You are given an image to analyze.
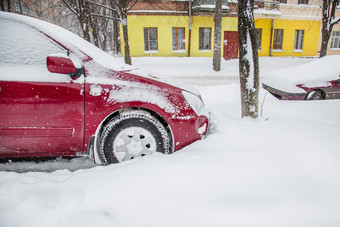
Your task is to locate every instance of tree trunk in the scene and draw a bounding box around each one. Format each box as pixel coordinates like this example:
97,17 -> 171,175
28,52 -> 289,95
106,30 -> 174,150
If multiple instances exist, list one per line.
1,0 -> 4,11
213,0 -> 222,71
320,30 -> 331,58
121,14 -> 132,65
113,19 -> 121,55
79,14 -> 91,42
72,0 -> 91,43
238,0 -> 259,118
320,0 -> 331,58
18,0 -> 23,14
6,0 -> 10,12
89,15 -> 100,47
319,0 -> 340,58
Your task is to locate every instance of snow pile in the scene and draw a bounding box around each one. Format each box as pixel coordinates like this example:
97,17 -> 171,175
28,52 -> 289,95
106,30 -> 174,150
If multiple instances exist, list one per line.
262,55 -> 340,93
131,57 -> 313,85
193,4 -> 230,10
254,9 -> 281,16
1,57 -> 340,227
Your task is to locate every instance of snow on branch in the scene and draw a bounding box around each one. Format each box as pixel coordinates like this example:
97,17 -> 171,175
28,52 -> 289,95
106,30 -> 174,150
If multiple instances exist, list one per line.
62,0 -> 80,17
87,0 -> 119,14
330,17 -> 340,25
90,13 -> 120,20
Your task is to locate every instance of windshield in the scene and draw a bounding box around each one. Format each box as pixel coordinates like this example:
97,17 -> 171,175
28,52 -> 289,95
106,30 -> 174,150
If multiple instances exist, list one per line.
0,12 -> 131,72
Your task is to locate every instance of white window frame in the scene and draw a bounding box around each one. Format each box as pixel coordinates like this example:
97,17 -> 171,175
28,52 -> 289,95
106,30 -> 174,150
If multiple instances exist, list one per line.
330,31 -> 340,50
256,28 -> 262,52
144,27 -> 158,53
273,29 -> 284,51
199,27 -> 211,51
294,29 -> 304,52
172,27 -> 186,52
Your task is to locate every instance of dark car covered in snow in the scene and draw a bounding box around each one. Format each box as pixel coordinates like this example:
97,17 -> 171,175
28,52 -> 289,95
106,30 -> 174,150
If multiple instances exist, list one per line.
0,12 -> 209,164
262,55 -> 340,100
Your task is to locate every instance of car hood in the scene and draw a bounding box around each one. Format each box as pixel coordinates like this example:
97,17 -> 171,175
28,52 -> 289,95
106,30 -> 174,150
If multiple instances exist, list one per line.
262,55 -> 340,93
84,61 -> 201,98
126,68 -> 201,97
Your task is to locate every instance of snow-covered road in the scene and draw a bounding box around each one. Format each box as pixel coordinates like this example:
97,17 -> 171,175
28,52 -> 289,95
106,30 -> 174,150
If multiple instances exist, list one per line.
1,57 -> 339,227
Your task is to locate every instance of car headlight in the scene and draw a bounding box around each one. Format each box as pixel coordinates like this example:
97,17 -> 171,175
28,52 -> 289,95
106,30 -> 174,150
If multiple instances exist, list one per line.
182,91 -> 209,117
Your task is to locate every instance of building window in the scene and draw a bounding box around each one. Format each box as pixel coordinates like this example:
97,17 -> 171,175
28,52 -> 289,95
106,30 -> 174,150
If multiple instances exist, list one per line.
199,27 -> 211,50
273,29 -> 284,50
298,0 -> 308,4
172,27 -> 185,51
256,28 -> 262,51
294,30 -> 304,51
330,31 -> 340,49
144,27 -> 158,52
277,0 -> 287,3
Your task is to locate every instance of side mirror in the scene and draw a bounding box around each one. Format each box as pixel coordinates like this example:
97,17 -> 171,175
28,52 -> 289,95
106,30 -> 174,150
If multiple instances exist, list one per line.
46,54 -> 83,79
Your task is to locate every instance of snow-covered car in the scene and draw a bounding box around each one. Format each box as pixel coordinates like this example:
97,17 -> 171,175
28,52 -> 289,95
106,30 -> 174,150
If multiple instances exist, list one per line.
262,55 -> 340,100
0,12 -> 209,164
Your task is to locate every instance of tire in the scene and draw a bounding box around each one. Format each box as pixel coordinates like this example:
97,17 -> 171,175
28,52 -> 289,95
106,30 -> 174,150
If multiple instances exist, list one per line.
99,111 -> 171,165
305,90 -> 325,100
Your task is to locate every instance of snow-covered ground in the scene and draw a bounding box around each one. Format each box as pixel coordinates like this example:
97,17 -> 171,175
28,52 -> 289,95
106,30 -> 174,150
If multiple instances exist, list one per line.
1,57 -> 340,227
132,56 -> 313,85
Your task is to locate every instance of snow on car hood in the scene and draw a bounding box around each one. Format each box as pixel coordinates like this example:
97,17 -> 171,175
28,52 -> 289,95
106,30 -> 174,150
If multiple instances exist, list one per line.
88,79 -> 180,114
84,65 -> 199,115
128,68 -> 201,97
262,55 -> 340,93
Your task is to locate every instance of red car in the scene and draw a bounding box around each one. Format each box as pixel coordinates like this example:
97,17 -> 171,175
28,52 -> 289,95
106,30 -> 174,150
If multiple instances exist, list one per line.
262,55 -> 340,100
0,12 -> 209,164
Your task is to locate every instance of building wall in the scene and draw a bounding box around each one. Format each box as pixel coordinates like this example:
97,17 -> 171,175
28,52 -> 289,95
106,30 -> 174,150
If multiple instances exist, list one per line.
122,14 -> 238,57
255,19 -> 321,57
124,15 -> 190,57
2,0 -> 338,57
190,16 -> 238,57
276,0 -> 340,56
122,14 -> 321,58
190,16 -> 214,57
254,19 -> 272,57
273,19 -> 320,57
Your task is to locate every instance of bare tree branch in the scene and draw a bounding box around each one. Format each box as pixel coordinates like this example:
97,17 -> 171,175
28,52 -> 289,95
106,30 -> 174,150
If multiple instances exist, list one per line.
127,0 -> 139,11
87,0 -> 119,13
62,0 -> 80,17
90,13 -> 120,20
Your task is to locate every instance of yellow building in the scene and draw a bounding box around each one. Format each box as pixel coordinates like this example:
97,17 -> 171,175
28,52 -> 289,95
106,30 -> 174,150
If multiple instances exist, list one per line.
255,19 -> 320,57
121,0 -> 329,59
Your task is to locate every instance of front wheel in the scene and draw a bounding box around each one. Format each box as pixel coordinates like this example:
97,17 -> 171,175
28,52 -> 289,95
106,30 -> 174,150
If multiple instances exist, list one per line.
99,111 -> 172,165
305,90 -> 325,100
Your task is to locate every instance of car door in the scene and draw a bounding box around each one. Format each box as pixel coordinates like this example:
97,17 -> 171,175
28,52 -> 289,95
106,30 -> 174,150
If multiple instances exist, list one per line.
0,18 -> 84,157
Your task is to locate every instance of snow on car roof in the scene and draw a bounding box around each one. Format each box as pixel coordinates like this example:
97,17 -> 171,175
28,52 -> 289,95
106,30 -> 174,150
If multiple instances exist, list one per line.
262,55 -> 340,93
0,12 -> 201,97
0,11 -> 131,72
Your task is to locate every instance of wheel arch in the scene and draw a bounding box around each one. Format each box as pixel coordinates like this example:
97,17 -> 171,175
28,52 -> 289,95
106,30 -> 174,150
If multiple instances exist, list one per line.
305,89 -> 326,100
91,106 -> 174,164
99,107 -> 172,137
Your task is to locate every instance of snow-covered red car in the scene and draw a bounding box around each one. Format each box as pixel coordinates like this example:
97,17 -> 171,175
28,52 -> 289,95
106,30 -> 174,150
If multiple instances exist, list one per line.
0,12 -> 209,164
262,55 -> 340,100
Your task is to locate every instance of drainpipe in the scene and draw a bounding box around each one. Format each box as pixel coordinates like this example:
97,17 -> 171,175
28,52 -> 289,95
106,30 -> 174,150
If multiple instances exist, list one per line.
188,0 -> 192,57
269,19 -> 274,57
